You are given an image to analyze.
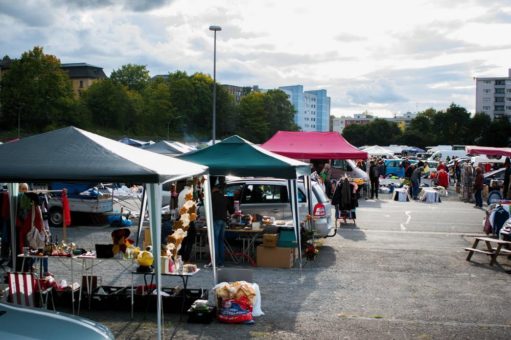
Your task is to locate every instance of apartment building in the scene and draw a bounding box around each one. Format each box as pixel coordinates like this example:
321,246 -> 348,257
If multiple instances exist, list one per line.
0,58 -> 106,97
474,68 -> 511,120
332,112 -> 417,133
61,63 -> 107,96
279,85 -> 331,132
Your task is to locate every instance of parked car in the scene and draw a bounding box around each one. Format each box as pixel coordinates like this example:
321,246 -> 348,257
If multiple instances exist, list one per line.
428,150 -> 467,162
224,178 -> 334,238
329,159 -> 369,182
0,302 -> 114,339
483,168 -> 506,187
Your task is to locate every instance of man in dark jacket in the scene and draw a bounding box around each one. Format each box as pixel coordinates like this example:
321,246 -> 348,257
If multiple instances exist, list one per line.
207,182 -> 234,268
369,160 -> 380,199
503,158 -> 511,199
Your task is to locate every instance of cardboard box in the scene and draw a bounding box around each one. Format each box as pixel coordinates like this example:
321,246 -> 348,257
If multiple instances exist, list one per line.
256,245 -> 294,268
262,233 -> 278,247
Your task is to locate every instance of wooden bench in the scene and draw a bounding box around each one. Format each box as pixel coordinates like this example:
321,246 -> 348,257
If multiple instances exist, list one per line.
465,237 -> 511,266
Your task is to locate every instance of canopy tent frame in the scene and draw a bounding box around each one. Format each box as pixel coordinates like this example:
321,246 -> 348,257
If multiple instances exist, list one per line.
0,126 -> 211,340
178,135 -> 311,273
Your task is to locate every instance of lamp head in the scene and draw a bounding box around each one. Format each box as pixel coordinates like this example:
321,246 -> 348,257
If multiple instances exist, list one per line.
209,25 -> 222,31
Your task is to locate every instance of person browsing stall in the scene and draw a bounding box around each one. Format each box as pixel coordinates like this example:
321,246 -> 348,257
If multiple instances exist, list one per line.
205,182 -> 234,268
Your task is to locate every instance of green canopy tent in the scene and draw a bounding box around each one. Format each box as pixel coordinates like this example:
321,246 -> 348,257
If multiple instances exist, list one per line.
178,135 -> 311,270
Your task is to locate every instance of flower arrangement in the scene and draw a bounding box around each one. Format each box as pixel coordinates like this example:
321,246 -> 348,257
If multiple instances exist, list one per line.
165,185 -> 198,260
304,242 -> 319,260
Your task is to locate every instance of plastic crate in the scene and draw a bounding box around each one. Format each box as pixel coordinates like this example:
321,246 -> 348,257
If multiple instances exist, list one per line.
91,286 -> 131,311
187,306 -> 216,324
277,229 -> 297,248
135,288 -> 208,313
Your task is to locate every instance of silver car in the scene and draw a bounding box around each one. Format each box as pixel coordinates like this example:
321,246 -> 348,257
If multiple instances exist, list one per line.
224,178 -> 334,237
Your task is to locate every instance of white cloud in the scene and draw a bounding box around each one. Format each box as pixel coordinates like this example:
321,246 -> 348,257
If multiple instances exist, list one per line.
1,0 -> 510,117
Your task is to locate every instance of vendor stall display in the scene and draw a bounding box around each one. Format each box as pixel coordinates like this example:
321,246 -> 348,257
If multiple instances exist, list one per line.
331,177 -> 359,224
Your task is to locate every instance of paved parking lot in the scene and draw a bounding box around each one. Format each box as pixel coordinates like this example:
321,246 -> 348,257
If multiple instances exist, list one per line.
24,190 -> 511,339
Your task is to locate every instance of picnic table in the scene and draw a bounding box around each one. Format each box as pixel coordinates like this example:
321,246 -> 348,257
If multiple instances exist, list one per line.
465,237 -> 511,266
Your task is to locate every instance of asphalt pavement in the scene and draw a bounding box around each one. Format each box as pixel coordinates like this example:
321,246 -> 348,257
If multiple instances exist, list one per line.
38,188 -> 511,339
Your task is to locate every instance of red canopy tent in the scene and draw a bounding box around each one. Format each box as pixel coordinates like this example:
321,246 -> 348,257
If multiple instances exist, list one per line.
465,145 -> 511,158
261,131 -> 368,159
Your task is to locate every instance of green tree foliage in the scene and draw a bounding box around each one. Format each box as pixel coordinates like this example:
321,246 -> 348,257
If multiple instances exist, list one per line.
479,117 -> 511,146
342,124 -> 367,146
431,103 -> 470,145
80,79 -> 137,133
467,112 -> 491,144
366,118 -> 401,145
237,92 -> 269,143
110,64 -> 150,92
264,89 -> 299,133
140,77 -> 176,138
0,47 -> 75,133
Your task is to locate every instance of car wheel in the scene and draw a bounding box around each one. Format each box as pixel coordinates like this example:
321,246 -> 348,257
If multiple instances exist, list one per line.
49,207 -> 63,227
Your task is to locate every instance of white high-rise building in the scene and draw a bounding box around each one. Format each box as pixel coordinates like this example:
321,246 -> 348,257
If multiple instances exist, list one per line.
474,68 -> 511,120
279,85 -> 330,132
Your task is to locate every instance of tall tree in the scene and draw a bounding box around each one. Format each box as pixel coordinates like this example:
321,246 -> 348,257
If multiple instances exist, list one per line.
264,89 -> 299,133
110,64 -> 150,92
0,47 -> 75,133
80,79 -> 137,133
432,103 -> 470,145
479,117 -> 511,146
237,92 -> 269,143
141,77 -> 177,138
366,118 -> 401,145
342,124 -> 367,147
467,112 -> 491,145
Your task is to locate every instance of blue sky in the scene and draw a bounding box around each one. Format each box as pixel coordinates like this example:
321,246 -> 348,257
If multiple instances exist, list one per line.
1,0 -> 511,117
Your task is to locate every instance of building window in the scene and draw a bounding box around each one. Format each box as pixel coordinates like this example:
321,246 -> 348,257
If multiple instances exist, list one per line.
495,97 -> 505,102
483,106 -> 491,110
506,106 -> 511,110
495,105 -> 504,111
79,80 -> 84,88
484,89 -> 491,93
496,80 -> 505,85
483,97 -> 491,102
484,80 -> 491,84
507,89 -> 511,93
506,97 -> 511,101
496,88 -> 505,94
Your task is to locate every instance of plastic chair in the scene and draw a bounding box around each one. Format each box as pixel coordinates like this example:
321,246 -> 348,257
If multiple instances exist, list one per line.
8,272 -> 55,310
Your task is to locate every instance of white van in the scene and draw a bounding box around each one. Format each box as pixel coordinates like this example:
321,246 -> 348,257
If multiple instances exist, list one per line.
428,150 -> 467,162
329,159 -> 369,182
471,155 -> 506,167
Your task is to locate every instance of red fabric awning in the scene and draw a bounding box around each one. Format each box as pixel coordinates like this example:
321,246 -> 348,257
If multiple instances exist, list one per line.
465,145 -> 511,158
261,131 -> 368,160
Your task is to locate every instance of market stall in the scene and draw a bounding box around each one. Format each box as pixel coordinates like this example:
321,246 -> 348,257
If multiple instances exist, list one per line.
0,126 -> 210,340
362,145 -> 395,159
262,131 -> 369,221
261,131 -> 368,160
178,135 -> 311,269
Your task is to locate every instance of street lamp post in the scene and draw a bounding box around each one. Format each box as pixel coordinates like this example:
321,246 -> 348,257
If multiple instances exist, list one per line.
209,25 -> 221,145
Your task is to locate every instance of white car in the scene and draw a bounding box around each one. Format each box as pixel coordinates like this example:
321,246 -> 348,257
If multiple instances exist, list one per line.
224,178 -> 335,238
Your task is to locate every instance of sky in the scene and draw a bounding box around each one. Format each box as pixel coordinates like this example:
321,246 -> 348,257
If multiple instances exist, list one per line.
1,0 -> 511,118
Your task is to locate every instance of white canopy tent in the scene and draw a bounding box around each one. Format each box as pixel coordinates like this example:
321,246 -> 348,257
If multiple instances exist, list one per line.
362,145 -> 396,158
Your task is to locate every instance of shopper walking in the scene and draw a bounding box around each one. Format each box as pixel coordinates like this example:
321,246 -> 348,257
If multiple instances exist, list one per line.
503,158 -> 511,199
473,167 -> 484,208
369,160 -> 380,199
